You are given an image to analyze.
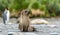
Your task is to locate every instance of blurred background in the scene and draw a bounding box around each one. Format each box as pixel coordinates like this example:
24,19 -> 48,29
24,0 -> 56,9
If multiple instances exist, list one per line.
0,0 -> 60,18
0,0 -> 60,35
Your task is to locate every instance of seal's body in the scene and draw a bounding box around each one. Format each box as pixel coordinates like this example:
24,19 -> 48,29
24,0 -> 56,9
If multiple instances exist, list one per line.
18,10 -> 30,32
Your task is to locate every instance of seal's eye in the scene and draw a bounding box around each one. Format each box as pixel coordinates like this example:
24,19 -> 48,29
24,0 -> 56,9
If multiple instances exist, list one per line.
24,11 -> 28,14
25,11 -> 28,13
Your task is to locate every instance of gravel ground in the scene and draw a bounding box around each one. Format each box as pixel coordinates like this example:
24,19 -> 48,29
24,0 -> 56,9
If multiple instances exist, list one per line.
0,17 -> 60,35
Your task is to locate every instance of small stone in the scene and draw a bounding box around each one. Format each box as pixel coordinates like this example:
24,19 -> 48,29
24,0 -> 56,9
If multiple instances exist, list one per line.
50,32 -> 59,35
28,26 -> 36,32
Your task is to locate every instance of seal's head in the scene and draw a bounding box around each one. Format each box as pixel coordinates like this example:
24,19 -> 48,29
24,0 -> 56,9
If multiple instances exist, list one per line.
22,9 -> 30,15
